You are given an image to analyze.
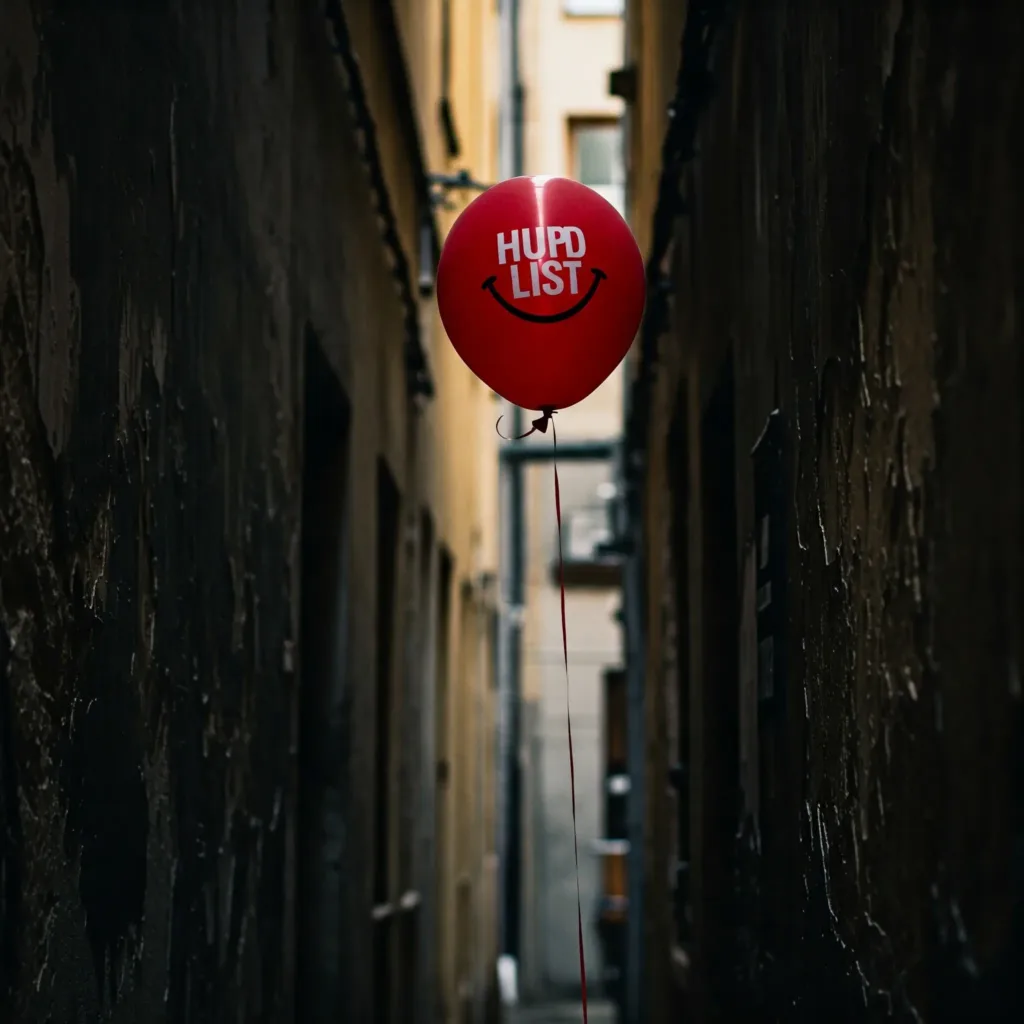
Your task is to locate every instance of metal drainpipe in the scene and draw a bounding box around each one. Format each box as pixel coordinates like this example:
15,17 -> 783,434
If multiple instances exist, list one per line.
474,568 -> 489,1024
498,0 -> 526,973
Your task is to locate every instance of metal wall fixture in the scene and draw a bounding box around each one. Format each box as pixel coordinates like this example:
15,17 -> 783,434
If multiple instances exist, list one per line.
429,169 -> 493,209
418,172 -> 494,295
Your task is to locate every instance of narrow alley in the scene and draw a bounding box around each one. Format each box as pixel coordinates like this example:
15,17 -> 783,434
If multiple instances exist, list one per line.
1,2 -> 1021,1024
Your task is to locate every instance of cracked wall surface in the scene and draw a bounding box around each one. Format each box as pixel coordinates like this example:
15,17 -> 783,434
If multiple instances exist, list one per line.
0,1 -> 423,1020
638,2 -> 1022,1020
0,4 -> 300,1019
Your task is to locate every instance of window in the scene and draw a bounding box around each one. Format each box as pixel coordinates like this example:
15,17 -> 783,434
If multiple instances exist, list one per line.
297,328 -> 352,1019
565,505 -> 614,563
564,0 -> 624,16
570,120 -> 625,215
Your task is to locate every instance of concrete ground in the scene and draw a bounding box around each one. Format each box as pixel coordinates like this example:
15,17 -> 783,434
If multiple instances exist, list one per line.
507,1000 -> 618,1023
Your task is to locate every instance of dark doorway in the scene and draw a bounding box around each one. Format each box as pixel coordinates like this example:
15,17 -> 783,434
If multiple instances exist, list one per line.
434,549 -> 454,1021
696,352 -> 739,1019
597,668 -> 629,1013
668,389 -> 692,950
399,511 -> 434,1022
297,329 -> 351,1023
374,461 -> 402,1023
604,668 -> 628,835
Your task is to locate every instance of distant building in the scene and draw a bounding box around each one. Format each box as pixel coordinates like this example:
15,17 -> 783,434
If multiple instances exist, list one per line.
509,0 -> 628,1005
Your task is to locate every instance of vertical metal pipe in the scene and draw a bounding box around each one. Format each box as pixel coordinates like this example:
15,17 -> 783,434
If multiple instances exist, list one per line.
510,0 -> 524,184
494,0 -> 512,963
505,0 -> 525,963
497,0 -> 526,969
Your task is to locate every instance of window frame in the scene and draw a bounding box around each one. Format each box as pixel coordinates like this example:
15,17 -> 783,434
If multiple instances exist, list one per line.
567,116 -> 626,214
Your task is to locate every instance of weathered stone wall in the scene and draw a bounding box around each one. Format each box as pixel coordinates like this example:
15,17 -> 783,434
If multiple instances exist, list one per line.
639,1 -> 1022,1020
0,1 -> 419,1020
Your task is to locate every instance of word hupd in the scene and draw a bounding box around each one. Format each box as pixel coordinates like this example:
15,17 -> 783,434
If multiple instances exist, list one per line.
496,226 -> 587,299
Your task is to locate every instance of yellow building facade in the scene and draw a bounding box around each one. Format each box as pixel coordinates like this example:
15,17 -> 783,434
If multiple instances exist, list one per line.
392,2 -> 503,1021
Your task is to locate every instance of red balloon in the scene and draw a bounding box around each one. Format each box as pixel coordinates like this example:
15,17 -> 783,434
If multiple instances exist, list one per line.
436,176 -> 646,412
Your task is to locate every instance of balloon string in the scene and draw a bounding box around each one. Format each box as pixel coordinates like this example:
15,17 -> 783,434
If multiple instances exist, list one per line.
495,406 -> 556,440
551,419 -> 589,1024
498,407 -> 587,1019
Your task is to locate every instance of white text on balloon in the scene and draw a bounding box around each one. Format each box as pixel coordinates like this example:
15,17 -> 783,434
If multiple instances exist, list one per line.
495,227 -> 587,299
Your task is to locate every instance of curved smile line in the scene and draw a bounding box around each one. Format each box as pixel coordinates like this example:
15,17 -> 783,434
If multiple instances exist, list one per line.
481,268 -> 606,323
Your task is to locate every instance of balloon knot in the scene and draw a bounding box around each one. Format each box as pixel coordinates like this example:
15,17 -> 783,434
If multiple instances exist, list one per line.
496,406 -> 557,441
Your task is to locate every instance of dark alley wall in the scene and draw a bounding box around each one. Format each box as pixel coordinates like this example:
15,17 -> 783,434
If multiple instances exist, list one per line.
0,1 -> 424,1020
629,1 -> 1023,1021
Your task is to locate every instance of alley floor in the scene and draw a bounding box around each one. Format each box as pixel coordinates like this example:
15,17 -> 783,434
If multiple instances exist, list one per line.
507,1001 -> 618,1023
